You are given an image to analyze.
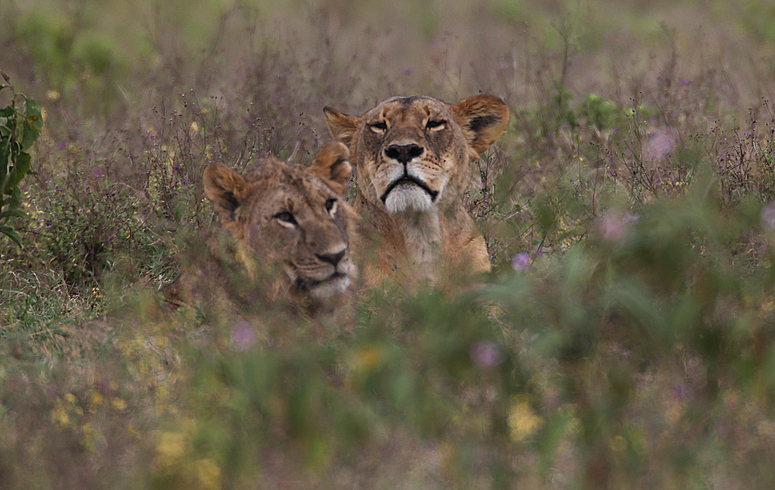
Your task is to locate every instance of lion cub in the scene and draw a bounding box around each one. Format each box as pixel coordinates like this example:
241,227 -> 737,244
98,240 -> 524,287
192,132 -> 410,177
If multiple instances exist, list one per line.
324,95 -> 509,286
161,142 -> 357,312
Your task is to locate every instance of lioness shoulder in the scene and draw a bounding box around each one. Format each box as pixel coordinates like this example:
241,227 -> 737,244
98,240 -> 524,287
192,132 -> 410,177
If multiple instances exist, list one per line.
323,94 -> 509,286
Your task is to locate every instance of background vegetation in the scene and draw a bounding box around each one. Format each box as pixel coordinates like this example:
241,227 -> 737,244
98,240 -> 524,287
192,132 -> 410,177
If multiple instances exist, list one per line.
3,0 -> 775,488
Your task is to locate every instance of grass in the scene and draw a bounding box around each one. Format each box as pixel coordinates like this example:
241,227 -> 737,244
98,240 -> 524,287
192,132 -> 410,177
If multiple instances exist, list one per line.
3,0 -> 775,488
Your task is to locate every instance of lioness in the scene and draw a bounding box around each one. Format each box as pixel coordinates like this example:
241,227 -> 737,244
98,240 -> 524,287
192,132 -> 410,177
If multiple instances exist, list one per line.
161,142 -> 357,311
324,95 -> 509,285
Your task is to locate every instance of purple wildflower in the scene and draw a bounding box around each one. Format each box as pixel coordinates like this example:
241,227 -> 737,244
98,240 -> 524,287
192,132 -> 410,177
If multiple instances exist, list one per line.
471,341 -> 504,369
231,322 -> 257,352
511,253 -> 532,272
761,202 -> 775,231
599,211 -> 638,244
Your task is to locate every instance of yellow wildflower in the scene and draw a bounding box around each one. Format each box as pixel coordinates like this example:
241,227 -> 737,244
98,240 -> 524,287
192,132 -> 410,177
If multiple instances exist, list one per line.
507,399 -> 543,442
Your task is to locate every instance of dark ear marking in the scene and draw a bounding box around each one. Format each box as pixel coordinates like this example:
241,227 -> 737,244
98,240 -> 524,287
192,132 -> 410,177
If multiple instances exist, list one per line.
220,192 -> 240,220
468,114 -> 499,133
203,162 -> 247,224
451,95 -> 510,155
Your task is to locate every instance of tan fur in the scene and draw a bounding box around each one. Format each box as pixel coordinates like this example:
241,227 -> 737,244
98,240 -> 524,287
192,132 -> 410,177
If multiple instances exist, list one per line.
161,142 -> 357,310
324,95 -> 509,286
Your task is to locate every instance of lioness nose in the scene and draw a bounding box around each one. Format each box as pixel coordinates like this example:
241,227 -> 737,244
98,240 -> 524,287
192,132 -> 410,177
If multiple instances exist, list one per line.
316,250 -> 346,267
385,143 -> 423,164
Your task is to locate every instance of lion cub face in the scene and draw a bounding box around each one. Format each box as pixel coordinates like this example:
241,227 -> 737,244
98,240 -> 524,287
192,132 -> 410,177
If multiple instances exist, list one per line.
203,142 -> 356,300
324,95 -> 509,216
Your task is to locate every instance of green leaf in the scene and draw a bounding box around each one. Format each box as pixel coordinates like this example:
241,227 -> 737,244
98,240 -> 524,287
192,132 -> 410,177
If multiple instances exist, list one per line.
0,122 -> 10,139
2,187 -> 21,207
22,98 -> 43,150
0,225 -> 22,248
1,191 -> 21,206
0,208 -> 27,220
0,148 -> 9,180
6,152 -> 31,190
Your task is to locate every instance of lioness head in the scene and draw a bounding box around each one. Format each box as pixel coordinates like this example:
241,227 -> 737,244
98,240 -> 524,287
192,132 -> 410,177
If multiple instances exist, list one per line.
323,95 -> 508,284
324,95 -> 508,215
202,142 -> 356,300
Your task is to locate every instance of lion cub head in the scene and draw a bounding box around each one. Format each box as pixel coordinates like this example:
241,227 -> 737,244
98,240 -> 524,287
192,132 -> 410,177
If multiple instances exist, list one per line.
323,95 -> 509,285
203,142 -> 356,300
162,142 -> 357,309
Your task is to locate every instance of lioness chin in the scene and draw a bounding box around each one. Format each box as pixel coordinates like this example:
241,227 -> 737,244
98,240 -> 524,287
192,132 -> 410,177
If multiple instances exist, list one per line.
324,94 -> 509,287
161,142 -> 357,312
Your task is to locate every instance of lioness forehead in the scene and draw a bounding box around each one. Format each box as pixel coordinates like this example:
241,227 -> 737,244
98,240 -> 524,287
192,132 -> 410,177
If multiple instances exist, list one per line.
368,96 -> 448,119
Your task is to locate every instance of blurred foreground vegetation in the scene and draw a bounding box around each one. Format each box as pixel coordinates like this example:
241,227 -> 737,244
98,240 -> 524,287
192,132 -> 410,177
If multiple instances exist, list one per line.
3,0 -> 775,488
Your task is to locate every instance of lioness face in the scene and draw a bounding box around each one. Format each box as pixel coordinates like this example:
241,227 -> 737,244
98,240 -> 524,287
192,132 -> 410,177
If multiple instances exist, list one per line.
203,142 -> 356,299
324,95 -> 509,215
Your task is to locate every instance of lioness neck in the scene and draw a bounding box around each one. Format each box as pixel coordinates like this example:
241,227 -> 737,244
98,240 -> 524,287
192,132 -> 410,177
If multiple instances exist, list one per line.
395,208 -> 442,282
355,192 -> 487,286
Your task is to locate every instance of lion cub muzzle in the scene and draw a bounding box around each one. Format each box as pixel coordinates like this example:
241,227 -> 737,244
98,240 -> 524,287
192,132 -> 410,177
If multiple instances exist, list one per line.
380,141 -> 440,214
315,247 -> 346,267
301,257 -> 353,299
295,227 -> 353,299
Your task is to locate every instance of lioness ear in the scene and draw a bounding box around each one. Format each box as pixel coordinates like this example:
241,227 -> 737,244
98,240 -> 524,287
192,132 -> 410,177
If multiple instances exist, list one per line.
451,95 -> 510,155
203,163 -> 247,223
324,107 -> 361,148
311,141 -> 352,195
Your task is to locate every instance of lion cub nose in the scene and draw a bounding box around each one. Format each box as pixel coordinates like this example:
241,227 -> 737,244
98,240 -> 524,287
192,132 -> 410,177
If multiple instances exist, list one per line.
316,249 -> 346,267
385,143 -> 424,164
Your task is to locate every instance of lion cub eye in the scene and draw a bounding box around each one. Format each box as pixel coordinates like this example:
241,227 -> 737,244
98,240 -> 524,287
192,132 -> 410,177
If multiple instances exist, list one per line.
325,199 -> 338,217
274,211 -> 297,228
426,119 -> 446,131
369,122 -> 388,134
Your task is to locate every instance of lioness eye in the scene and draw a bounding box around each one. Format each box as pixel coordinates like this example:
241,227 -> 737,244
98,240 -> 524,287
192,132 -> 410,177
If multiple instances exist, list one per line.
325,199 -> 338,216
274,211 -> 297,227
426,119 -> 446,131
369,122 -> 387,134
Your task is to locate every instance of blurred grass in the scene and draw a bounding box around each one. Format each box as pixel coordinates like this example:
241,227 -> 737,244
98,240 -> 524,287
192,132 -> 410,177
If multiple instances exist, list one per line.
3,0 -> 775,488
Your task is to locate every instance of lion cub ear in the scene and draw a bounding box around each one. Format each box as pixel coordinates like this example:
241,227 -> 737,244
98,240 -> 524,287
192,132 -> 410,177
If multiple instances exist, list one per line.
323,107 -> 361,149
451,95 -> 510,155
310,141 -> 352,195
203,163 -> 247,223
